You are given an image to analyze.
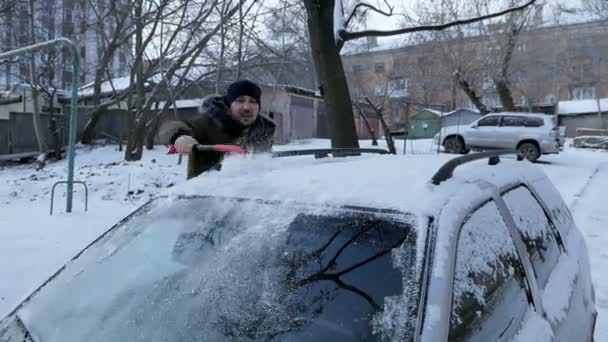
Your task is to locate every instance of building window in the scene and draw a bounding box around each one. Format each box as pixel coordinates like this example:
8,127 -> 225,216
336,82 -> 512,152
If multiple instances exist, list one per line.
374,63 -> 385,74
353,65 -> 362,74
352,86 -> 364,98
388,79 -> 408,98
545,94 -> 557,104
571,85 -> 595,100
374,83 -> 386,96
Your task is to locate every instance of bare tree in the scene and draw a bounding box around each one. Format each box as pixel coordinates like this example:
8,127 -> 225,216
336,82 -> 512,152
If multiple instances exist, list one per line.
28,0 -> 47,154
124,0 -> 250,161
0,0 -> 15,14
413,0 -> 537,114
301,0 -> 538,148
80,0 -> 134,144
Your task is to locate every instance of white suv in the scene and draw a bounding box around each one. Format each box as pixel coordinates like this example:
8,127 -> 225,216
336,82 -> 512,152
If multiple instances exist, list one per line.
436,112 -> 562,161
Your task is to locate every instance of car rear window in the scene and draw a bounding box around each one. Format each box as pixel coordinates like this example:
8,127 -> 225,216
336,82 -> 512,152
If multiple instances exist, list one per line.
16,196 -> 420,342
501,116 -> 544,127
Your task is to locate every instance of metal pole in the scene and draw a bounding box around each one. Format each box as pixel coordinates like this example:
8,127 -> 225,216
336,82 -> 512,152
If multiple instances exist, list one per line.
0,38 -> 80,212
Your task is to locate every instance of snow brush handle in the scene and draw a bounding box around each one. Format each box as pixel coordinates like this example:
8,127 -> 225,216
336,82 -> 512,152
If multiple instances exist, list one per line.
167,144 -> 248,155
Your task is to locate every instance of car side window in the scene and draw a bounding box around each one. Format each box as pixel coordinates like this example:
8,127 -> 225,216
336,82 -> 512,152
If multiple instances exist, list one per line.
501,116 -> 544,127
476,116 -> 500,127
449,200 -> 530,342
502,186 -> 561,288
523,117 -> 544,127
501,116 -> 526,127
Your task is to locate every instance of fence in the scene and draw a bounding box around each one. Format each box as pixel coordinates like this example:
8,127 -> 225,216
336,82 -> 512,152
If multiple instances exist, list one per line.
0,108 -> 132,155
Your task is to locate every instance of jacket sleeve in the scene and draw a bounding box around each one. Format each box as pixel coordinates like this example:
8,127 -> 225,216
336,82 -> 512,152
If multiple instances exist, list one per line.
157,96 -> 242,146
157,120 -> 193,145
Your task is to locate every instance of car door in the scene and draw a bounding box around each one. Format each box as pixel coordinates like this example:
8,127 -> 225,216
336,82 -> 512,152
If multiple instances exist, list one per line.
504,184 -> 596,342
466,116 -> 501,148
496,116 -> 527,149
448,199 -> 533,342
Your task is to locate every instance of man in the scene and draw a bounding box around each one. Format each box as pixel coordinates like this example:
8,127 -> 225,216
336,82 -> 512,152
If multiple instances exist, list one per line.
160,79 -> 275,177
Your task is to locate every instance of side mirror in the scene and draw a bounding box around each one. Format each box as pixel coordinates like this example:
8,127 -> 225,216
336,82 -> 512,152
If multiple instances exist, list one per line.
471,123 -> 478,129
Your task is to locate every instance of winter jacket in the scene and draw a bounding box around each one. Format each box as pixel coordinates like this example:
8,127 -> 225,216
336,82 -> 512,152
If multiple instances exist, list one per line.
158,95 -> 276,178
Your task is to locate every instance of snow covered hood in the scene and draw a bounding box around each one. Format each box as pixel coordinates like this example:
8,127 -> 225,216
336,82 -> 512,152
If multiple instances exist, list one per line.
167,153 -> 545,217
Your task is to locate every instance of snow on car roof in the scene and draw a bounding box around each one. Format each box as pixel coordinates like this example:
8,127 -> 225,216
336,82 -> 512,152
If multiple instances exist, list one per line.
168,153 -> 545,217
487,112 -> 552,119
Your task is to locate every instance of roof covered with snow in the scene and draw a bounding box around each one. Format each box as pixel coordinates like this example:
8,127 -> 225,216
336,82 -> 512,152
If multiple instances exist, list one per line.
168,153 -> 545,217
78,76 -> 137,97
442,108 -> 481,117
157,98 -> 203,110
557,98 -> 608,115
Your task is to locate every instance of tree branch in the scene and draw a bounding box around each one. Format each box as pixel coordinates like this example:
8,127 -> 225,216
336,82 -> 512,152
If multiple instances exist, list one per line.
341,0 -> 537,42
345,1 -> 394,28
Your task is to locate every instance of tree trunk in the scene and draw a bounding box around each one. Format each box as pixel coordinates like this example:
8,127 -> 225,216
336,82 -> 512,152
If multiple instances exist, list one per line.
364,97 -> 396,154
303,0 -> 359,148
125,0 -> 146,161
28,0 -> 47,153
47,96 -> 62,160
236,3 -> 244,79
81,65 -> 107,143
358,111 -> 378,145
494,77 -> 516,111
454,71 -> 491,114
125,113 -> 147,160
215,2 -> 227,93
492,24 -> 519,112
145,114 -> 160,150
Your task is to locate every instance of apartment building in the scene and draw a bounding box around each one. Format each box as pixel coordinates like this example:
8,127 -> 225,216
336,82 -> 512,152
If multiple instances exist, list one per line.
0,0 -> 132,91
342,19 -> 608,128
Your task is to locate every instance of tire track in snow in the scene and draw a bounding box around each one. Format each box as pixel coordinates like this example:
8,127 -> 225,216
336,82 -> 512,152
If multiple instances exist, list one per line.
569,162 -> 608,342
569,164 -> 602,210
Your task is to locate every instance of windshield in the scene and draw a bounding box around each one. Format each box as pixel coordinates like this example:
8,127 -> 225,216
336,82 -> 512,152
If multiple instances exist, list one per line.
13,196 -> 420,342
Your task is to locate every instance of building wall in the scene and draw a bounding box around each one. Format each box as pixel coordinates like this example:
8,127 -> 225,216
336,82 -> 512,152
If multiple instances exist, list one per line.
342,20 -> 608,130
0,102 -> 25,120
559,114 -> 608,137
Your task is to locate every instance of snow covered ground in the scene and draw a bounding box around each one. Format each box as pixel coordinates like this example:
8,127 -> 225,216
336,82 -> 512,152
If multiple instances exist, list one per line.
1,139 -> 608,340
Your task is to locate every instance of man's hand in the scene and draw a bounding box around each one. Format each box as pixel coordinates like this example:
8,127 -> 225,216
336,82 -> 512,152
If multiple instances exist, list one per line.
174,135 -> 199,154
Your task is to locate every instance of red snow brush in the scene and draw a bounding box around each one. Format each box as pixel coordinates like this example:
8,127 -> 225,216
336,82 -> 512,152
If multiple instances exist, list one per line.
167,144 -> 248,155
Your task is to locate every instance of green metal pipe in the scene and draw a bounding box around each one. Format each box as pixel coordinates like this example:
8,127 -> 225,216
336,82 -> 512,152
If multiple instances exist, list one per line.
0,38 -> 80,212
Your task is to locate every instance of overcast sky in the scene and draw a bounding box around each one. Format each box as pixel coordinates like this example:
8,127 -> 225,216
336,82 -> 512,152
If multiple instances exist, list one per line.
362,0 -> 587,31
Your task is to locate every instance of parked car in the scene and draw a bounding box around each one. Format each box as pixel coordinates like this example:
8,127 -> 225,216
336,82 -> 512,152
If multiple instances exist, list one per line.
0,149 -> 596,342
435,113 -> 563,161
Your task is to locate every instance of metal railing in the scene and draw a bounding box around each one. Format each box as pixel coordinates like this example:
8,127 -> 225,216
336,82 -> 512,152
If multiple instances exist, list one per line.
0,38 -> 82,213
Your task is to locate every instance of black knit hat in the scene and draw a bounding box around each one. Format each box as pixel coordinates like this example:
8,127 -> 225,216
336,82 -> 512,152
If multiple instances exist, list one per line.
226,79 -> 261,107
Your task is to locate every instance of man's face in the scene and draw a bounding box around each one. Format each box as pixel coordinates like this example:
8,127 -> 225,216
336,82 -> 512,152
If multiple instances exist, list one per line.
230,95 -> 259,126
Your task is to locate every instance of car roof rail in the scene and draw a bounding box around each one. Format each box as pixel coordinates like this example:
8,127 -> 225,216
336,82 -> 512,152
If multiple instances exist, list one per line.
431,149 -> 522,185
272,148 -> 390,159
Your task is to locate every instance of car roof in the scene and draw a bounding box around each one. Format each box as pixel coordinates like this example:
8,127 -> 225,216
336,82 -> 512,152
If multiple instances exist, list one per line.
168,153 -> 547,217
487,112 -> 552,119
